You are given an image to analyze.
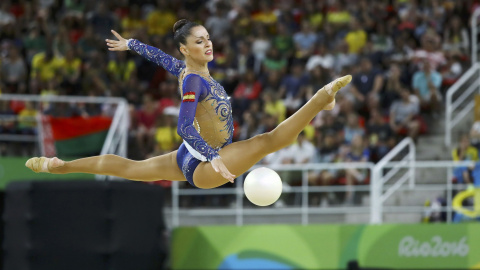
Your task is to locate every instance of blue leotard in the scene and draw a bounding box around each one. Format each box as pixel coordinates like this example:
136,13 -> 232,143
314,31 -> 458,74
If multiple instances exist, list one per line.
127,39 -> 234,186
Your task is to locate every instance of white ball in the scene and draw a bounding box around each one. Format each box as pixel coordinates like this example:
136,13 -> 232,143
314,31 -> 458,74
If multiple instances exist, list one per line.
244,167 -> 282,206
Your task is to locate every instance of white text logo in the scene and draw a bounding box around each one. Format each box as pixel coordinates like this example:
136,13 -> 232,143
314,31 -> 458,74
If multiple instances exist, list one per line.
398,236 -> 469,257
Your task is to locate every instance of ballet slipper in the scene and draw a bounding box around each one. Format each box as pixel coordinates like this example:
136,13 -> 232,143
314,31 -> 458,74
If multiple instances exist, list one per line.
320,75 -> 352,110
25,157 -> 65,173
322,75 -> 352,96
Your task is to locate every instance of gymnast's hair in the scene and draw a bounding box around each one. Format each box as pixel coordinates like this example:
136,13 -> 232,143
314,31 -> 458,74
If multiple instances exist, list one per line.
173,19 -> 200,54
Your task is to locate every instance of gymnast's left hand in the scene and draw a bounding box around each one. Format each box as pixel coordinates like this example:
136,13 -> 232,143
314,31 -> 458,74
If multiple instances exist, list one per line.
211,157 -> 235,183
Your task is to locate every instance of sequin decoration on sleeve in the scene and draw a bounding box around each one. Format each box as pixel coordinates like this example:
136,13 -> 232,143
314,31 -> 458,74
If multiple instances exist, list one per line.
128,39 -> 185,77
177,74 -> 220,161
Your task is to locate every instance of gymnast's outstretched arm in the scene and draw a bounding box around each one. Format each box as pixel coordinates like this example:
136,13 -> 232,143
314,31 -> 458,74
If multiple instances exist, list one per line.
106,30 -> 185,77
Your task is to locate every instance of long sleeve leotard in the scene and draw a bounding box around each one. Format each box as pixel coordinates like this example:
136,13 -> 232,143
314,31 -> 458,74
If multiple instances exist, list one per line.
128,39 -> 233,161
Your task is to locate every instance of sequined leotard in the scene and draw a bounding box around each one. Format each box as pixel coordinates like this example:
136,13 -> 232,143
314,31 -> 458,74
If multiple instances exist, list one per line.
127,39 -> 233,186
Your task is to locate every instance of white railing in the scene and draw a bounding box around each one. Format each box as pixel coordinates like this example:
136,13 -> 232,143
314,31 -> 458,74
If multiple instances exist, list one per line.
171,162 -> 375,227
444,63 -> 480,147
445,7 -> 480,147
0,94 -> 129,180
370,137 -> 415,223
471,7 -> 480,64
168,159 -> 470,227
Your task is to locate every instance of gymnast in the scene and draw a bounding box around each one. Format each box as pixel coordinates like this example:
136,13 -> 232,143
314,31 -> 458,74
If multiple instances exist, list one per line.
26,19 -> 351,189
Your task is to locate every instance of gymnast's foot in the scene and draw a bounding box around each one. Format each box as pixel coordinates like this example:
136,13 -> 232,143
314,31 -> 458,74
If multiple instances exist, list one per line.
320,75 -> 352,110
25,157 -> 65,173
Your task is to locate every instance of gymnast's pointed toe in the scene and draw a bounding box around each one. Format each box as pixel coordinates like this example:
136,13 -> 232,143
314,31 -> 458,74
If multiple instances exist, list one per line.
25,157 -> 46,173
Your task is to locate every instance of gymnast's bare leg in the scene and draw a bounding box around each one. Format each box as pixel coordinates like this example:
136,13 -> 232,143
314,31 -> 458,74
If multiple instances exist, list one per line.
26,75 -> 350,187
26,151 -> 186,182
192,75 -> 351,188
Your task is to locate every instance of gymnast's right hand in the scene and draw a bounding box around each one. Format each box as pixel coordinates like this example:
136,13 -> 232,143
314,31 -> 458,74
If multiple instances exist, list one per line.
211,157 -> 235,183
106,30 -> 128,51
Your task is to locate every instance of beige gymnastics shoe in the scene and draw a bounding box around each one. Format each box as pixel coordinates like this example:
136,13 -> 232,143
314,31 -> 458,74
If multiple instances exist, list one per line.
25,157 -> 65,173
321,75 -> 352,110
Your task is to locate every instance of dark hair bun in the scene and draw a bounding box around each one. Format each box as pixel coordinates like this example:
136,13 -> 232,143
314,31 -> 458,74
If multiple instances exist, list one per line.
173,19 -> 189,33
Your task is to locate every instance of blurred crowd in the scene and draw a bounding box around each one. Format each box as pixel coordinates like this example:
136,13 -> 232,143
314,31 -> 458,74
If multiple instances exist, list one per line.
0,0 -> 476,206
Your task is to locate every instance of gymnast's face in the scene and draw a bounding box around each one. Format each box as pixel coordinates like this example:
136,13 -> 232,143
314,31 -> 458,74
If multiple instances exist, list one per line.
180,26 -> 214,63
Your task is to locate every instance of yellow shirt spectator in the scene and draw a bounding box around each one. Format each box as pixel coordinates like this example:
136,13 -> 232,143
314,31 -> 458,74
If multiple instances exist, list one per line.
155,126 -> 181,152
18,107 -> 37,128
31,52 -> 65,82
121,16 -> 146,37
107,60 -> 136,82
147,10 -> 176,36
327,11 -> 351,25
309,13 -> 324,30
264,100 -> 286,124
452,146 -> 479,161
63,58 -> 81,78
345,30 -> 367,54
252,11 -> 277,25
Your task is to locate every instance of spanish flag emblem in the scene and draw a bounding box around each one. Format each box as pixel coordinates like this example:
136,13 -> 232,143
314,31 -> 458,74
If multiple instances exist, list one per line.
183,91 -> 195,102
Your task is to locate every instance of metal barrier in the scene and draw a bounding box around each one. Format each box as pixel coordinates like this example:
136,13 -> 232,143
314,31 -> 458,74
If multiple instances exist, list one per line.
445,7 -> 480,147
171,162 -> 375,227
0,94 -> 129,180
371,137 -> 415,223
444,63 -> 480,147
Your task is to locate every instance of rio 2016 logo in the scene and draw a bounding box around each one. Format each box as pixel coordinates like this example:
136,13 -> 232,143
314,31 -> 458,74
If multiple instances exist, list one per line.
398,236 -> 469,257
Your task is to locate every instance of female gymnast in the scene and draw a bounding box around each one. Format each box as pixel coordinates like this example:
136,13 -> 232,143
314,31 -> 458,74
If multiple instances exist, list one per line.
25,19 -> 351,189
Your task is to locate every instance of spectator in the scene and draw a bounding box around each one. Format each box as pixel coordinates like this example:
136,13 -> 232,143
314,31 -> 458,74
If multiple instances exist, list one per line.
262,90 -> 286,124
152,113 -> 181,156
370,22 -> 393,53
77,25 -> 102,62
238,111 -> 261,141
344,134 -> 370,205
0,100 -> 15,134
120,4 -> 146,38
381,63 -> 404,110
262,47 -> 287,74
87,2 -> 118,39
412,59 -> 442,113
146,0 -> 177,37
0,2 -> 15,27
343,112 -> 365,145
332,40 -> 357,74
350,57 -> 384,113
1,46 -> 27,93
17,101 -> 37,135
107,51 -> 137,83
30,49 -> 65,93
252,0 -> 277,32
279,61 -> 309,112
411,31 -> 446,71
293,20 -> 318,59
442,15 -> 469,58
452,134 -> 479,185
367,109 -> 394,162
273,23 -> 295,59
344,17 -> 367,54
232,70 -> 262,115
60,48 -> 82,95
389,87 -> 421,141
305,66 -> 331,100
282,131 -> 316,165
306,43 -> 335,72
205,3 -> 231,42
250,24 -> 271,73
470,120 -> 480,150
135,94 -> 160,158
23,25 -> 48,64
232,40 -> 255,77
